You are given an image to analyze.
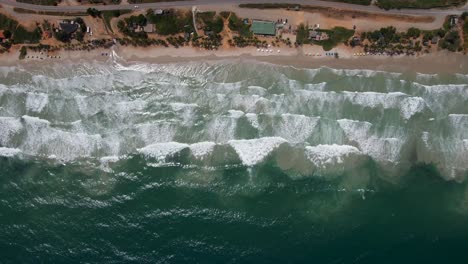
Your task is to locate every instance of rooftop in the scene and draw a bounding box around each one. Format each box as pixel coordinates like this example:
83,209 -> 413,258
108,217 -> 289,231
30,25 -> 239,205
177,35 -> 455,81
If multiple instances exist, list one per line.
59,22 -> 79,34
251,20 -> 276,36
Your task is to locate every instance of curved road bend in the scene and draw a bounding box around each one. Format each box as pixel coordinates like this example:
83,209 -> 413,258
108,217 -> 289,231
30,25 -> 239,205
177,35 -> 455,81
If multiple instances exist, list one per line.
0,0 -> 467,15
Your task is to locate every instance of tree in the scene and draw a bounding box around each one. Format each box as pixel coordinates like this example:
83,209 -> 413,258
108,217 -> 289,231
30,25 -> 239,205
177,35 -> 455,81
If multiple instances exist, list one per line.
87,8 -> 101,18
19,46 -> 27,60
461,12 -> 468,21
3,30 -> 12,39
406,27 -> 421,39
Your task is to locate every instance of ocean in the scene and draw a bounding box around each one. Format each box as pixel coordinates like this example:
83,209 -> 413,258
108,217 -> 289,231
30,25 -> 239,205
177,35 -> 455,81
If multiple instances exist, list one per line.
0,60 -> 467,263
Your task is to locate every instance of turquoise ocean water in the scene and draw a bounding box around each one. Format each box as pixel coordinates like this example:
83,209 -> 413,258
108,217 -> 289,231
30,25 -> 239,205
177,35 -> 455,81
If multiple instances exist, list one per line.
0,60 -> 467,263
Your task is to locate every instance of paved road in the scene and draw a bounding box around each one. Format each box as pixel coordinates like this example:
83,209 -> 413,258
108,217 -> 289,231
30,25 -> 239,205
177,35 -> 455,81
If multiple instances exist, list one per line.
0,0 -> 467,15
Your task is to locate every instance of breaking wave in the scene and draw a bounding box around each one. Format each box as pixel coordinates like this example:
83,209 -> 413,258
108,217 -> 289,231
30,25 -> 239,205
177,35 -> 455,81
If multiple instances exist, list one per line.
0,61 -> 467,181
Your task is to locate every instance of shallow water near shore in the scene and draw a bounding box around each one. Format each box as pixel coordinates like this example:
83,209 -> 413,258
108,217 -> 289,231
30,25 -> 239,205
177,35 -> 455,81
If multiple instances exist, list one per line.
0,60 -> 467,262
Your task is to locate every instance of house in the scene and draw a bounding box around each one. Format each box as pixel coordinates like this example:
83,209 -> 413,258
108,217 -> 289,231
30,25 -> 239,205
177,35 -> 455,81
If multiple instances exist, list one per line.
309,30 -> 318,39
351,36 -> 361,46
59,22 -> 79,35
154,9 -> 163,15
143,24 -> 154,33
251,20 -> 276,36
0,31 -> 4,42
450,16 -> 459,27
431,36 -> 439,45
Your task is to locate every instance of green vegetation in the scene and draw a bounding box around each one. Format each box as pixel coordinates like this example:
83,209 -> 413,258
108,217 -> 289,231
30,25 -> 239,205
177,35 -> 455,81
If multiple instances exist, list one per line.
0,14 -> 41,44
325,0 -> 371,4
228,13 -> 252,37
239,0 -> 371,9
296,24 -> 354,51
13,8 -> 87,16
128,0 -> 189,3
117,14 -> 148,39
102,10 -> 131,33
439,30 -> 462,51
17,0 -> 61,6
406,27 -> 421,39
197,12 -> 224,34
87,8 -> 102,18
86,0 -> 121,4
219,11 -> 230,19
314,27 -> 355,51
146,9 -> 194,35
12,25 -> 42,44
239,3 -> 302,9
0,14 -> 19,33
463,20 -> 468,51
361,26 -> 425,54
377,0 -> 467,10
19,46 -> 27,60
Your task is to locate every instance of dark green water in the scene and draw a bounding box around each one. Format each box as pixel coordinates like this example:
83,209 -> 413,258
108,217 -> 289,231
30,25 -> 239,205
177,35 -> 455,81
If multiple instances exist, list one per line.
1,157 -> 468,263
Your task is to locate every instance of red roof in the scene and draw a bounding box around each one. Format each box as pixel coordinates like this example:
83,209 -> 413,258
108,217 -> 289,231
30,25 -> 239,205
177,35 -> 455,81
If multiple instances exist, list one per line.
0,30 -> 4,39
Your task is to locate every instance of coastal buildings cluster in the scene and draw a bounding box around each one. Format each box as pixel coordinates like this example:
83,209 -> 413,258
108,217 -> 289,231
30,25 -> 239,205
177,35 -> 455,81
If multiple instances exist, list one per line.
0,3 -> 467,60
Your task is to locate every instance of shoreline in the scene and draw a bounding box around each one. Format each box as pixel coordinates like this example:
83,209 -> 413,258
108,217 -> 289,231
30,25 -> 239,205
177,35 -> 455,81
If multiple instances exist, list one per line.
1,46 -> 467,74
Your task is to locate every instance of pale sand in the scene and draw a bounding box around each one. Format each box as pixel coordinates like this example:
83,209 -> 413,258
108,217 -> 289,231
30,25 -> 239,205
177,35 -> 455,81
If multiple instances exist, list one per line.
1,45 -> 467,74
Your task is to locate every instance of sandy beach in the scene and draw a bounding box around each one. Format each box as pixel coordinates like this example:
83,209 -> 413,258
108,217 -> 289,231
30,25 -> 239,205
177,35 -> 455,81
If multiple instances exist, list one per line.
2,44 -> 467,75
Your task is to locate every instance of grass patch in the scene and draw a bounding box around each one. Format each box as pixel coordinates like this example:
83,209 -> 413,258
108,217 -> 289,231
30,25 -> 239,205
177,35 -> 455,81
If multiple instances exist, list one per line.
228,12 -> 252,37
146,9 -> 194,35
102,10 -> 131,33
17,0 -> 60,5
239,0 -> 371,9
128,0 -> 189,3
296,24 -> 354,51
377,0 -> 467,9
464,20 -> 468,51
324,0 -> 371,4
0,13 -> 41,44
12,26 -> 42,44
239,3 -> 301,9
313,27 -> 355,51
0,13 -> 18,32
13,8 -> 86,16
197,11 -> 224,34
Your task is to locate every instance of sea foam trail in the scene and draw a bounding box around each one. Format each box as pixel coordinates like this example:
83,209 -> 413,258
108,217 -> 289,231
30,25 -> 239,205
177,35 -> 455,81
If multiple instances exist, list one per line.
0,61 -> 467,180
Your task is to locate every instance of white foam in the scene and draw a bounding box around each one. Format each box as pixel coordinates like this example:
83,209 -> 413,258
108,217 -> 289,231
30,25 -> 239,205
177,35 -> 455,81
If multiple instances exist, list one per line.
189,142 -> 216,158
400,97 -> 426,120
245,113 -> 259,129
338,119 -> 404,163
228,110 -> 245,118
305,144 -> 362,168
138,142 -> 189,161
25,93 -> 49,113
228,137 -> 287,166
0,117 -> 23,146
0,147 -> 21,157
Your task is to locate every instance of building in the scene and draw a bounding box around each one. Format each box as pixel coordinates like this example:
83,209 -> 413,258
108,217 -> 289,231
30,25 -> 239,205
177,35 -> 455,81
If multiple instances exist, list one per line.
0,30 -> 4,42
309,30 -> 318,39
308,30 -> 329,41
431,36 -> 439,45
59,22 -> 79,35
251,20 -> 276,36
154,9 -> 163,15
351,36 -> 361,46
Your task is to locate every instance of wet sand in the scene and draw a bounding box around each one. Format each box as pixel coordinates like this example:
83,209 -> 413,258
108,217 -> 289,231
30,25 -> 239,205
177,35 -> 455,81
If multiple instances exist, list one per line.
1,45 -> 467,74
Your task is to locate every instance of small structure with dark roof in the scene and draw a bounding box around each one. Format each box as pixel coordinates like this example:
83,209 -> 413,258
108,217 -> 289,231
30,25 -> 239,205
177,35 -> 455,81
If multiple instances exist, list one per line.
431,36 -> 439,45
59,22 -> 79,35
